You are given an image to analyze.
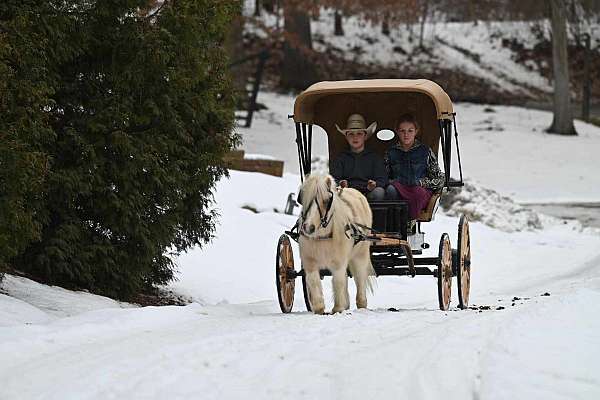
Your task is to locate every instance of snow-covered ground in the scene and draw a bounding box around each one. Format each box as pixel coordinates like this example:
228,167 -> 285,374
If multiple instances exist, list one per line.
2,93 -> 600,399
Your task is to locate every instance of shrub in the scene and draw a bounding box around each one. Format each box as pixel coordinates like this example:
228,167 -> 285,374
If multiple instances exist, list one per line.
2,0 -> 239,299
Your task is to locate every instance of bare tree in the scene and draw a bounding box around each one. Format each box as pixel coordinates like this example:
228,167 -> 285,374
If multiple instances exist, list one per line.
382,12 -> 390,36
334,9 -> 344,36
418,0 -> 430,49
281,1 -> 318,90
255,0 -> 261,16
548,0 -> 577,135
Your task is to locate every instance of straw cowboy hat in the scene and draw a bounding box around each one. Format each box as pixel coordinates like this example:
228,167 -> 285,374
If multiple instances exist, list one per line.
335,114 -> 377,140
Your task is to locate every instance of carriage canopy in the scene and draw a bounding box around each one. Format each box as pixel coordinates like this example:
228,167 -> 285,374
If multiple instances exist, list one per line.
290,79 -> 462,188
293,79 -> 454,158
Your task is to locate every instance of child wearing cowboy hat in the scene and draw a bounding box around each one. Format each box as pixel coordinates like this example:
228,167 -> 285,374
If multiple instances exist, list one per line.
330,114 -> 386,200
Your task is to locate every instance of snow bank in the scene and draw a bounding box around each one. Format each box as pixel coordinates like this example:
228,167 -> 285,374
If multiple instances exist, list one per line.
440,180 -> 543,232
0,275 -> 132,319
0,274 -> 134,326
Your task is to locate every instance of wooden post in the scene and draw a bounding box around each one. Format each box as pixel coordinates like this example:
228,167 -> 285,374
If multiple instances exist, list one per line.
582,33 -> 591,122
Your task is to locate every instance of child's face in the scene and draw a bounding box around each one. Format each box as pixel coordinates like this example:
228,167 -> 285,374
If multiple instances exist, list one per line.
397,122 -> 418,148
345,130 -> 366,152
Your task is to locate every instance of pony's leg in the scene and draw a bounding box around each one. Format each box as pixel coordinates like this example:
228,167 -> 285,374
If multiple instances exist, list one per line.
331,267 -> 350,313
305,269 -> 325,314
351,262 -> 369,309
350,246 -> 372,309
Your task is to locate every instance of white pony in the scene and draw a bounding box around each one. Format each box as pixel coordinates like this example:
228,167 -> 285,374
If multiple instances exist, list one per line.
298,174 -> 375,314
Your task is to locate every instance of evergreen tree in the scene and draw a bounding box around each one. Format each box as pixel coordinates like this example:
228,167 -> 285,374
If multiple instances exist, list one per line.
3,0 -> 239,298
0,1 -> 53,278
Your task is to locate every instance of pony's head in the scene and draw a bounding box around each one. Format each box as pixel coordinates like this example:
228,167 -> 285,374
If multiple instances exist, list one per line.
298,174 -> 337,238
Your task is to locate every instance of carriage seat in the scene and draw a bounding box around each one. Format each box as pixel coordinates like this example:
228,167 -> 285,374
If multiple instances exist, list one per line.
417,192 -> 441,222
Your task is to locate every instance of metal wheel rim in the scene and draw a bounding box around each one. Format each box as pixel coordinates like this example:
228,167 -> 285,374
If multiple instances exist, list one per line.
301,270 -> 312,312
276,235 -> 295,313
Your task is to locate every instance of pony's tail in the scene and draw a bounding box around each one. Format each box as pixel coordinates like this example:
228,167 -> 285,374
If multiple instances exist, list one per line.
366,261 -> 377,294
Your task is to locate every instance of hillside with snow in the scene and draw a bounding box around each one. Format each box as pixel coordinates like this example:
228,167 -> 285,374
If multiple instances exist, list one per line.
245,8 -> 600,107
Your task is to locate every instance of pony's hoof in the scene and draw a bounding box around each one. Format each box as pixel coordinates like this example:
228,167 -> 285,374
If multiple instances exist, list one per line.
312,306 -> 325,315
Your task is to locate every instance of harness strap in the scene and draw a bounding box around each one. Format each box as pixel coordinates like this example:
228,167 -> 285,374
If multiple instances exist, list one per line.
352,222 -> 379,234
344,222 -> 378,246
316,189 -> 334,228
285,220 -> 300,242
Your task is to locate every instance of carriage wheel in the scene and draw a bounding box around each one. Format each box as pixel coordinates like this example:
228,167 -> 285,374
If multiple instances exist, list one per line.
276,234 -> 296,313
301,271 -> 312,312
457,215 -> 471,309
437,233 -> 452,311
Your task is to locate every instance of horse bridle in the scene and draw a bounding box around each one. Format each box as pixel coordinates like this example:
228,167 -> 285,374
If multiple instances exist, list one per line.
301,188 -> 335,231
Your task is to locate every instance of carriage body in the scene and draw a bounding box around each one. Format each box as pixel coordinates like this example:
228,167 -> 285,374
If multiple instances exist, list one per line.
276,79 -> 472,313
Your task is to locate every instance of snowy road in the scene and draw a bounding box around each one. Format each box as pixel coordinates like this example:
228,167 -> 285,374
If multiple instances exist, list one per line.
2,252 -> 599,399
528,202 -> 600,229
2,192 -> 600,400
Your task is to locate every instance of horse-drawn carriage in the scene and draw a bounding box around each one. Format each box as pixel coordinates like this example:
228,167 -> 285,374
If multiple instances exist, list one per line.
275,79 -> 471,313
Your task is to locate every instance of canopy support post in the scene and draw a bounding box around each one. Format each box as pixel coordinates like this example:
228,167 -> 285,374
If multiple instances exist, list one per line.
438,120 -> 449,188
445,119 -> 452,184
295,122 -> 305,182
452,113 -> 464,185
300,123 -> 312,176
308,124 -> 313,171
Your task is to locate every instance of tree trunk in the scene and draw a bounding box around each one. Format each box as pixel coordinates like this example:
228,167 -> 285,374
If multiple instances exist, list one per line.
254,0 -> 260,16
582,33 -> 591,121
225,13 -> 247,92
334,10 -> 344,36
382,13 -> 390,36
419,0 -> 430,49
548,0 -> 577,135
281,4 -> 317,91
263,0 -> 275,13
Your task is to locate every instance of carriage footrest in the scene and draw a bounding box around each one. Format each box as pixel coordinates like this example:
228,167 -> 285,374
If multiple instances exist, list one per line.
408,232 -> 425,250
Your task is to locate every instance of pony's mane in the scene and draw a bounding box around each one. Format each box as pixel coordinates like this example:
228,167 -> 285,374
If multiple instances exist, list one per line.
300,174 -> 332,207
300,174 -> 352,237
